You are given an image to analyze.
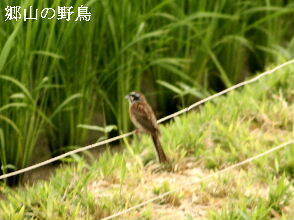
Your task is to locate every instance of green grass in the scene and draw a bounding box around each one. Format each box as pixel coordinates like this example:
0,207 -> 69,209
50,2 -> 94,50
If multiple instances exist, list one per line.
1,0 -> 294,177
0,65 -> 293,219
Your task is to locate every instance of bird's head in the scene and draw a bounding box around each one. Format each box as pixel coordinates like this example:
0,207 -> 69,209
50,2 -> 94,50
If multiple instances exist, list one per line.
125,91 -> 145,104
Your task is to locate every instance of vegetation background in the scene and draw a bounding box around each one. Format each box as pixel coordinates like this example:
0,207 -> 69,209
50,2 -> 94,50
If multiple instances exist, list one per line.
0,0 -> 294,186
0,63 -> 293,219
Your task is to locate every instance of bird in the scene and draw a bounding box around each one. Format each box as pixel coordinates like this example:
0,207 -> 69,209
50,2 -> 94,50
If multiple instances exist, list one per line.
125,92 -> 169,163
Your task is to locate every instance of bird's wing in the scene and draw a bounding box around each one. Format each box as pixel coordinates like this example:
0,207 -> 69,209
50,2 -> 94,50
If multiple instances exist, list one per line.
130,102 -> 158,133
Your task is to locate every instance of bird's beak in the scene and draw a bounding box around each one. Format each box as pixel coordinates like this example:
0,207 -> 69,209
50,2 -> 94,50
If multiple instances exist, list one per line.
125,95 -> 130,100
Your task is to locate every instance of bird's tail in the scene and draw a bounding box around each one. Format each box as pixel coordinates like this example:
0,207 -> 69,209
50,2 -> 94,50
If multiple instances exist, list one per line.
151,132 -> 168,163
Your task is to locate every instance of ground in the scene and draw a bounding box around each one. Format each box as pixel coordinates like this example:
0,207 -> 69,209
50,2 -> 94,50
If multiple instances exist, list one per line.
0,65 -> 293,219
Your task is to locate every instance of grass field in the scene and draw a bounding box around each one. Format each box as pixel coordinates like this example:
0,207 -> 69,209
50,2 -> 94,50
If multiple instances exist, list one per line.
0,64 -> 293,219
1,0 -> 294,177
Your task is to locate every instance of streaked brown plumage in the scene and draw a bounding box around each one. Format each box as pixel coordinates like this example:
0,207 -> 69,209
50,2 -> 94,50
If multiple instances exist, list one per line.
125,92 -> 168,163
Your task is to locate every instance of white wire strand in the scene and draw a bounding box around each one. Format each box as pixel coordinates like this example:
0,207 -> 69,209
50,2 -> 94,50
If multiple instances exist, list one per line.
102,140 -> 294,220
0,59 -> 293,180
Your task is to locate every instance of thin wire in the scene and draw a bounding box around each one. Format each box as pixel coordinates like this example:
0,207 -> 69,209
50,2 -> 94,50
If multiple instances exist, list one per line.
102,140 -> 294,220
158,59 -> 294,123
0,59 -> 293,180
0,131 -> 134,180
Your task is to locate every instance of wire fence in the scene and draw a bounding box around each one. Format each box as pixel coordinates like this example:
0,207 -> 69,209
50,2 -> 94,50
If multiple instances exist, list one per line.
102,140 -> 294,220
0,59 -> 293,180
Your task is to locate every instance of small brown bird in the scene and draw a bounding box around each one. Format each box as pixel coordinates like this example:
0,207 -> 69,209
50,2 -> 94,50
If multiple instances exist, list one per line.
125,92 -> 168,163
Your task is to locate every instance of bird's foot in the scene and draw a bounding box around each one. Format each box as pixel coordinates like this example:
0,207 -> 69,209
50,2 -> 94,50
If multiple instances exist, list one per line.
135,128 -> 144,134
